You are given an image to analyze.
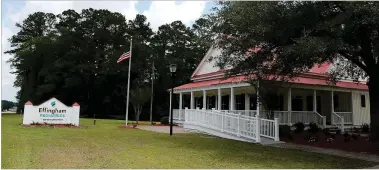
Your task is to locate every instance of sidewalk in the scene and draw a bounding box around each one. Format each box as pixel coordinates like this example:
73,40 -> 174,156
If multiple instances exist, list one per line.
268,143 -> 379,168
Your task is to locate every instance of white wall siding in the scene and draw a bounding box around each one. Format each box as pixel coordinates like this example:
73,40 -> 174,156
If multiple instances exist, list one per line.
352,91 -> 370,125
196,47 -> 222,75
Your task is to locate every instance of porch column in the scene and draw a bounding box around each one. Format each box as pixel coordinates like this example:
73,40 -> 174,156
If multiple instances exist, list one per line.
230,87 -> 235,110
203,90 -> 207,109
169,90 -> 172,123
218,88 -> 222,110
190,91 -> 194,109
245,93 -> 250,110
313,90 -> 317,112
179,92 -> 183,120
288,88 -> 292,125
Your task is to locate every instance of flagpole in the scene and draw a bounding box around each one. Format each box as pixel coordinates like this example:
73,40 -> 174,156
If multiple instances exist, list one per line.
126,36 -> 132,126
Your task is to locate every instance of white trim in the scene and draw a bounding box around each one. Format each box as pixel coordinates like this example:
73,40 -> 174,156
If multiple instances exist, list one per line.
192,73 -> 225,82
191,44 -> 216,78
174,82 -> 250,93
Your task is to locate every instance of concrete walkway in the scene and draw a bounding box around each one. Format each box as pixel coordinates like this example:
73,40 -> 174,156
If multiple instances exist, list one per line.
268,143 -> 379,168
136,125 -> 189,134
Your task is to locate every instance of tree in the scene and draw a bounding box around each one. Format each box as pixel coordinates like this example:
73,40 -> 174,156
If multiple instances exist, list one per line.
5,9 -> 212,121
213,2 -> 379,140
1,100 -> 16,111
130,87 -> 151,123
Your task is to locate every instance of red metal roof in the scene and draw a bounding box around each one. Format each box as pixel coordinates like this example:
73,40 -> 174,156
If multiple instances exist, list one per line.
25,101 -> 33,105
175,74 -> 367,90
309,62 -> 331,74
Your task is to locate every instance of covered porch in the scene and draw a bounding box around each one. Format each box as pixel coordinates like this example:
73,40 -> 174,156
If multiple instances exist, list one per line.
171,82 -> 353,131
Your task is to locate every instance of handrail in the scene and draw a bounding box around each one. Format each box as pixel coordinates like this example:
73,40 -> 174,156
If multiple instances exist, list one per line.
332,112 -> 345,132
314,111 -> 326,128
334,111 -> 353,124
184,108 -> 280,142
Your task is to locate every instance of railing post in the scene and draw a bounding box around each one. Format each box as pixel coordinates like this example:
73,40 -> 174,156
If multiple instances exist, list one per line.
185,107 -> 188,123
255,115 -> 261,143
332,112 -> 335,125
221,110 -> 224,132
274,118 -> 279,141
341,117 -> 345,133
211,108 -> 215,128
322,116 -> 327,128
237,113 -> 241,137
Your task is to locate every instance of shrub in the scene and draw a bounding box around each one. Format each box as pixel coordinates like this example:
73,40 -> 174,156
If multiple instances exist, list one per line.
336,129 -> 341,135
353,127 -> 359,133
293,122 -> 305,133
308,122 -> 319,133
361,123 -> 370,133
352,134 -> 359,140
279,125 -> 291,137
343,132 -> 350,138
160,116 -> 169,125
323,128 -> 331,136
344,132 -> 351,142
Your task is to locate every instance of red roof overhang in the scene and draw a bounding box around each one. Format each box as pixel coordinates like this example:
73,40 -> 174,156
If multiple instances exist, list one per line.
175,74 -> 367,91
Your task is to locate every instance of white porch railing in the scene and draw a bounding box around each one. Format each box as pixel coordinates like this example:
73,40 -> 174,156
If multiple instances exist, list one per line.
173,109 -> 185,121
291,111 -> 326,127
260,118 -> 279,141
221,110 -> 326,127
223,110 -> 257,117
184,108 -> 280,142
332,112 -> 345,132
334,112 -> 353,124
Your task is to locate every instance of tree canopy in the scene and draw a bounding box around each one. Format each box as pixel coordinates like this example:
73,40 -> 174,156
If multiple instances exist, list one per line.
212,1 -> 379,139
5,9 -> 212,120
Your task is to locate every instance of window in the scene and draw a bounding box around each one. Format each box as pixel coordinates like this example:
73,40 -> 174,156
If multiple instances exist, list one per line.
306,96 -> 313,111
250,95 -> 257,110
221,95 -> 230,110
292,96 -> 303,111
235,94 -> 245,110
207,96 -> 216,109
361,95 -> 366,107
278,94 -> 284,111
195,97 -> 203,109
333,94 -> 339,109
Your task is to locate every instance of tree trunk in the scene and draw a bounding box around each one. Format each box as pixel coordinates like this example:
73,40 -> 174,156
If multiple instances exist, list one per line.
136,110 -> 140,124
368,78 -> 379,139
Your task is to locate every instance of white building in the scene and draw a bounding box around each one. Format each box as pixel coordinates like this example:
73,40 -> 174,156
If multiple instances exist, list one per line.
170,45 -> 370,144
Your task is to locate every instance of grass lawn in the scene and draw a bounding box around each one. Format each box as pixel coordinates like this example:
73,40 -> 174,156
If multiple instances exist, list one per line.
2,114 -> 376,169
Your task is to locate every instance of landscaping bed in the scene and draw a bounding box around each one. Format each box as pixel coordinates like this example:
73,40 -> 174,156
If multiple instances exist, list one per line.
21,124 -> 85,128
280,123 -> 379,155
281,132 -> 379,155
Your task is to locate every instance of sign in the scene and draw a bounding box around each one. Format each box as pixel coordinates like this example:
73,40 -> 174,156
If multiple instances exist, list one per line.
23,97 -> 80,126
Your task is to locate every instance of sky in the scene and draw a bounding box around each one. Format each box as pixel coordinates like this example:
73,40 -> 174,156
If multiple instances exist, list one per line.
1,0 -> 216,102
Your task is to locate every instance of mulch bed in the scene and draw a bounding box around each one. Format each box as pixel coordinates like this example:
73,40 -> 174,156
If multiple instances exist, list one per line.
281,131 -> 379,155
21,124 -> 86,128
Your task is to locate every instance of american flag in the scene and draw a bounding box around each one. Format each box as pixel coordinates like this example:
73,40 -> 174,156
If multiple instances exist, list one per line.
117,51 -> 131,63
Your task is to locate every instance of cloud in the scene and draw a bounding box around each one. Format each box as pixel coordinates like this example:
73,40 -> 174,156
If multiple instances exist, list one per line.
143,1 -> 207,31
2,1 -> 208,102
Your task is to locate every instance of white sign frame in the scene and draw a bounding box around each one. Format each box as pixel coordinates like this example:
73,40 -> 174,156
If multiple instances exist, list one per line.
23,97 -> 80,126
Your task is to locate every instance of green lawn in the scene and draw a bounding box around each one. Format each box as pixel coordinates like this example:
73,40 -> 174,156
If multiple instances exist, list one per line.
1,114 -> 376,169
